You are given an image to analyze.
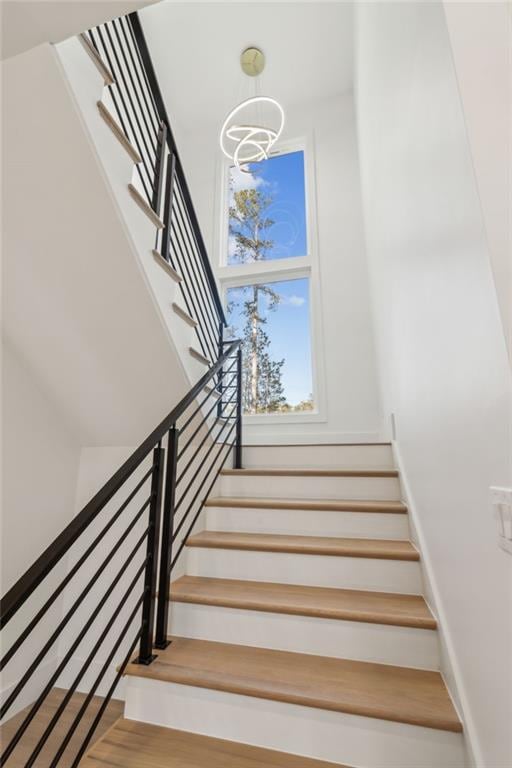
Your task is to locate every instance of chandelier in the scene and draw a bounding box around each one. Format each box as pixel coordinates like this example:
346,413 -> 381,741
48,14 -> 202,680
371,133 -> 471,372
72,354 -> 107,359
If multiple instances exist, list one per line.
220,47 -> 285,173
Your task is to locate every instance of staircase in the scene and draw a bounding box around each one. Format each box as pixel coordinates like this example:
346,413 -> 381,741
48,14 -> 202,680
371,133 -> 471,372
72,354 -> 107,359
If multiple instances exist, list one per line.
1,13 -> 467,768
84,443 -> 465,768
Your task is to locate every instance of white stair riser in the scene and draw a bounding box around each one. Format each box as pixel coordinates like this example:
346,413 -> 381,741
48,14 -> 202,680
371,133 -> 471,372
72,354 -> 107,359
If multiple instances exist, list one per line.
124,677 -> 466,768
220,474 -> 401,500
185,548 -> 423,594
242,443 -> 394,469
169,603 -> 439,670
206,506 -> 410,540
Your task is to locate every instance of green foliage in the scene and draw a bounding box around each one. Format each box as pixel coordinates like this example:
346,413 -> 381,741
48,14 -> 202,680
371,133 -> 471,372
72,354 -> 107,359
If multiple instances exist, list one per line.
229,187 -> 287,414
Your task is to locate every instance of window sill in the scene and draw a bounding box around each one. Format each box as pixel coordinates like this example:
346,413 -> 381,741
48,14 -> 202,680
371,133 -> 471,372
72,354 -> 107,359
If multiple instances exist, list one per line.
242,410 -> 327,426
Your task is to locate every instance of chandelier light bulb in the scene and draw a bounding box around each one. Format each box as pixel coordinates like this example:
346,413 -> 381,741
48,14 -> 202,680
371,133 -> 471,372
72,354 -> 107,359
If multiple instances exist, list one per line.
220,96 -> 285,173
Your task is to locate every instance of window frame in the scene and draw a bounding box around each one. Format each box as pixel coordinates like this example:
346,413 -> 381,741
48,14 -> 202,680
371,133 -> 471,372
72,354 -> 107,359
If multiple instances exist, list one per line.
214,133 -> 327,425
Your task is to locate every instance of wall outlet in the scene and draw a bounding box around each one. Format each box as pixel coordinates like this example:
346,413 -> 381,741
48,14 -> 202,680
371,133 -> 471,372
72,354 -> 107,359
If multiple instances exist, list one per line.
490,486 -> 512,555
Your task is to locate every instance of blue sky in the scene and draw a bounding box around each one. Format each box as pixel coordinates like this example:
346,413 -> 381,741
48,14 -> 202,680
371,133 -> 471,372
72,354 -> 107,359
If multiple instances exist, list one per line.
227,278 -> 313,406
227,150 -> 312,407
228,150 -> 308,263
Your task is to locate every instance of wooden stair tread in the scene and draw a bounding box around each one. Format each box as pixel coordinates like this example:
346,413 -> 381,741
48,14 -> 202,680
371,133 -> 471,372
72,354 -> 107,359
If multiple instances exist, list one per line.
97,101 -> 141,164
83,719 -> 346,767
186,531 -> 419,561
222,467 -> 398,477
152,249 -> 183,282
128,184 -> 164,228
125,637 -> 461,733
205,496 -> 408,513
171,576 -> 436,629
78,33 -> 114,85
172,302 -> 198,327
189,347 -> 211,366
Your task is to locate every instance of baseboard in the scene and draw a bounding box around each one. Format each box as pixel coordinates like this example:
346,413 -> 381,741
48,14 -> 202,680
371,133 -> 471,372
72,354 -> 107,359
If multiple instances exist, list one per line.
56,655 -> 126,701
392,440 -> 479,768
0,656 -> 58,724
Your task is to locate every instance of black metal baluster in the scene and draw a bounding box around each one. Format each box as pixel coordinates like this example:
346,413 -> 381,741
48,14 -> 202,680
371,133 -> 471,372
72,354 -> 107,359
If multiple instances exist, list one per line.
217,321 -> 224,418
161,151 -> 176,262
155,425 -> 179,648
235,345 -> 243,469
137,445 -> 165,664
152,122 -> 167,219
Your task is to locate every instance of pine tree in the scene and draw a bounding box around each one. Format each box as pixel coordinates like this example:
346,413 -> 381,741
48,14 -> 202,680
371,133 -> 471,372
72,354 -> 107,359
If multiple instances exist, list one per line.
229,187 -> 288,414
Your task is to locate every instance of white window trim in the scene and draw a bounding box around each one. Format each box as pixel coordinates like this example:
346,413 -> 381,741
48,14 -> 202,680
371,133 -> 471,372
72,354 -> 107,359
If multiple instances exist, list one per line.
214,132 -> 327,425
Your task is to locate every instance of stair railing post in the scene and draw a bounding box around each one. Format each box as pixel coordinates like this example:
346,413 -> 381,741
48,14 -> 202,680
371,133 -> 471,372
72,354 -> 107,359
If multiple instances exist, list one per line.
155,425 -> 179,648
217,321 -> 224,419
137,444 -> 165,664
234,345 -> 243,469
152,121 -> 167,218
161,151 -> 176,263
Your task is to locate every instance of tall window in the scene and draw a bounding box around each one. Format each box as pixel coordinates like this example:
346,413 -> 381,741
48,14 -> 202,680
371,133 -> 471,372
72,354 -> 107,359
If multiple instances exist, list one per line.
227,150 -> 307,264
220,145 -> 317,417
227,278 -> 313,414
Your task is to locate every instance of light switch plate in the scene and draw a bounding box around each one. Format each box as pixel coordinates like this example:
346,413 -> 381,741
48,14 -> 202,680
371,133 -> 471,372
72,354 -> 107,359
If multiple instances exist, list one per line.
490,486 -> 512,554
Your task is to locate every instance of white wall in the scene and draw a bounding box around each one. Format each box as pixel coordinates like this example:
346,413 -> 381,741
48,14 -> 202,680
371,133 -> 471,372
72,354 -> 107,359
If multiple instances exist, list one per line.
443,1 -> 512,363
355,3 -> 512,766
3,41 -> 190,447
1,341 -> 81,716
1,341 -> 81,592
178,93 -> 382,443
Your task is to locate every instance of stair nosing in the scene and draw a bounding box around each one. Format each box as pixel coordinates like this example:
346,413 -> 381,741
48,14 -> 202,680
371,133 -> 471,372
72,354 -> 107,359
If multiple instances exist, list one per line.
170,576 -> 437,629
97,101 -> 141,164
205,497 -> 408,514
172,302 -> 198,327
78,33 -> 115,85
189,347 -> 211,366
128,184 -> 164,229
221,468 -> 399,478
185,532 -> 420,561
152,249 -> 183,282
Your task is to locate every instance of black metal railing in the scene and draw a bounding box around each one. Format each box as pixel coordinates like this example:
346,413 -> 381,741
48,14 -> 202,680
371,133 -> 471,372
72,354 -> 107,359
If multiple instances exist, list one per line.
85,12 -> 226,363
0,8 -> 241,764
0,340 -> 242,766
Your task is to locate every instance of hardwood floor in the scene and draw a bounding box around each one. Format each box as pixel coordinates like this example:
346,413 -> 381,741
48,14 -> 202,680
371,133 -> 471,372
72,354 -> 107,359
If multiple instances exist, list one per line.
0,689 -> 123,767
83,719 -> 347,768
125,636 -> 462,732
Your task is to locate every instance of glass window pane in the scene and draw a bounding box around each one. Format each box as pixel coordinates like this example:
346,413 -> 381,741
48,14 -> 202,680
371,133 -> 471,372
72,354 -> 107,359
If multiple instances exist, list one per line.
227,150 -> 307,265
226,277 -> 314,415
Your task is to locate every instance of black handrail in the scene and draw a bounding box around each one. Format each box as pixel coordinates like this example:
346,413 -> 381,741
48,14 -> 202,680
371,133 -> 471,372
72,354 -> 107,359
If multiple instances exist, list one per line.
0,339 -> 242,766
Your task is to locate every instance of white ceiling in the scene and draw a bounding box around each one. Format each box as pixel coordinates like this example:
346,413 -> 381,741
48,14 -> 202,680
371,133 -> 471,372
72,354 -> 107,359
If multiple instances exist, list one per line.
140,2 -> 354,131
0,1 -> 157,60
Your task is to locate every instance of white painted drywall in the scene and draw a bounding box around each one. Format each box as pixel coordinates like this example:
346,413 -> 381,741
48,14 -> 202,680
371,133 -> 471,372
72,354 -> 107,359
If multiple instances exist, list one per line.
1,340 -> 81,592
443,1 -> 512,363
170,93 -> 382,443
2,42 -> 189,447
355,3 -> 512,765
1,340 -> 81,716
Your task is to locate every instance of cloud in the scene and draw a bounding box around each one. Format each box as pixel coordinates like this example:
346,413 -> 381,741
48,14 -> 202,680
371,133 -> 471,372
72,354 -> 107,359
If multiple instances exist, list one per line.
287,295 -> 306,307
229,165 -> 265,194
227,234 -> 238,259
